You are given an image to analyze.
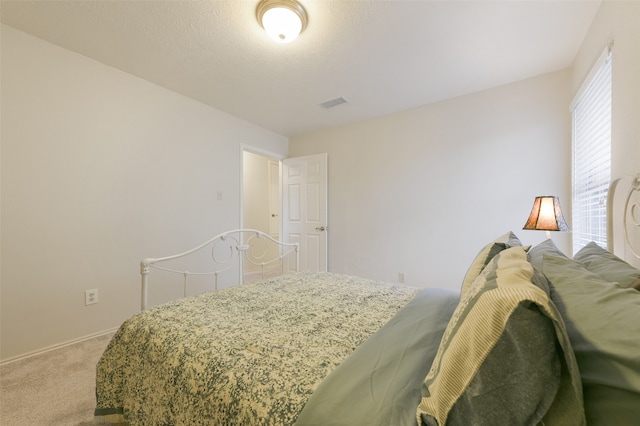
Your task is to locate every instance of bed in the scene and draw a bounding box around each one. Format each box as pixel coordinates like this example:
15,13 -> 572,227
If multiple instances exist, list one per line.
94,175 -> 640,425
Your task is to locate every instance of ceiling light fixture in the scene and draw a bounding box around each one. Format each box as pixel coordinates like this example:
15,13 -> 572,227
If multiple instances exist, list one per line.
256,0 -> 308,43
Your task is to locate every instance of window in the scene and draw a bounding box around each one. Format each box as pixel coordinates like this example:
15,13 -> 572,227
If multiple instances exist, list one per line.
571,44 -> 612,254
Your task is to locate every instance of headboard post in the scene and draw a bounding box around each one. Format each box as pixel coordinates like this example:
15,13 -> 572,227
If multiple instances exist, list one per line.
140,259 -> 154,311
607,178 -> 622,253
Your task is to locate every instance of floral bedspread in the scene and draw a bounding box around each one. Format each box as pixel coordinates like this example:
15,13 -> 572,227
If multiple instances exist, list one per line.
94,272 -> 419,425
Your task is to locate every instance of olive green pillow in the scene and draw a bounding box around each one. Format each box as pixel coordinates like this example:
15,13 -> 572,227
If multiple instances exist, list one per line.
573,241 -> 640,288
527,238 -> 568,272
418,247 -> 584,426
460,231 -> 521,294
542,254 -> 640,424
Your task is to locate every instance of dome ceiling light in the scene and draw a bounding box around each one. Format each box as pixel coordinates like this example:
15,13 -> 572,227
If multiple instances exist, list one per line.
256,0 -> 308,43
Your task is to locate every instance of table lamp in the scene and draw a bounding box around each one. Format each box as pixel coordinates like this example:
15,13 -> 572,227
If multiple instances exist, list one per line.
523,196 -> 570,239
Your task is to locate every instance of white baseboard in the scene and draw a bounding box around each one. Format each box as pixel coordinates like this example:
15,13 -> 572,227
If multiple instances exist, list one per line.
0,328 -> 118,366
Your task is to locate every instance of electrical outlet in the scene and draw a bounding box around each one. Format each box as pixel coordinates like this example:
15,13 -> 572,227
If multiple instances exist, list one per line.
398,272 -> 405,283
85,289 -> 98,305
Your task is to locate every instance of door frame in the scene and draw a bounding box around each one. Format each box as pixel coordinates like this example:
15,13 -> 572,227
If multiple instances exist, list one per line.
240,146 -> 328,273
239,144 -> 285,233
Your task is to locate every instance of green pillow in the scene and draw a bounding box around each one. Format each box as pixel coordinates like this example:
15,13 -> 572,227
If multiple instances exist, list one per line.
460,231 -> 521,295
528,238 -> 568,272
573,241 -> 640,288
417,247 -> 584,426
542,254 -> 640,424
582,386 -> 640,426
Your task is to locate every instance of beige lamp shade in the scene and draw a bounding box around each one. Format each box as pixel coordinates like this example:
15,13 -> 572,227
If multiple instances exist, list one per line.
523,196 -> 570,233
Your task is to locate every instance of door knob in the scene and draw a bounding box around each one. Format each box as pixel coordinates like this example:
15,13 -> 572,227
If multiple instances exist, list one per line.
315,226 -> 326,232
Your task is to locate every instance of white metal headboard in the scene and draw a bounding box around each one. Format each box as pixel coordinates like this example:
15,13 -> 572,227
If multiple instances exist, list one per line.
607,173 -> 640,263
140,229 -> 299,310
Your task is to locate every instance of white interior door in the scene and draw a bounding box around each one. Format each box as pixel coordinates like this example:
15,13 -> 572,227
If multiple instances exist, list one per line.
282,153 -> 328,272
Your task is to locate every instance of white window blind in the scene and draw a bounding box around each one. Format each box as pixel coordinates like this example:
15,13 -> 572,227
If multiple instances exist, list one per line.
571,44 -> 612,254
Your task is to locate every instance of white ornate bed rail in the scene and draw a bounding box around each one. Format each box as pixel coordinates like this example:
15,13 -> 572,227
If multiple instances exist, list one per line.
608,172 -> 640,265
140,229 -> 299,310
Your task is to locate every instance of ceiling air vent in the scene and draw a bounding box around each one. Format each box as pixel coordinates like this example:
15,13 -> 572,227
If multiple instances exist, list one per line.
319,97 -> 348,109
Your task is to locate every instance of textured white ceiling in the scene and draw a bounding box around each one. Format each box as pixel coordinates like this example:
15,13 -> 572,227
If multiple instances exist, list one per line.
1,0 -> 601,137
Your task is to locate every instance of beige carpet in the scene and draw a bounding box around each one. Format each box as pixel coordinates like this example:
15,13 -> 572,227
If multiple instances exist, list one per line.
0,332 -> 114,426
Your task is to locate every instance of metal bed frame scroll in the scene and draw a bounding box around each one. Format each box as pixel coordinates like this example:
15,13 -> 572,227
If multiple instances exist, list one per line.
140,229 -> 299,310
607,172 -> 640,261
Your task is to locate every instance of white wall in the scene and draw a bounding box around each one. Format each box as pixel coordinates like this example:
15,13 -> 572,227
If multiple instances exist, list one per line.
289,70 -> 573,288
288,0 -> 640,286
3,0 -> 638,361
570,0 -> 640,266
0,25 -> 288,361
